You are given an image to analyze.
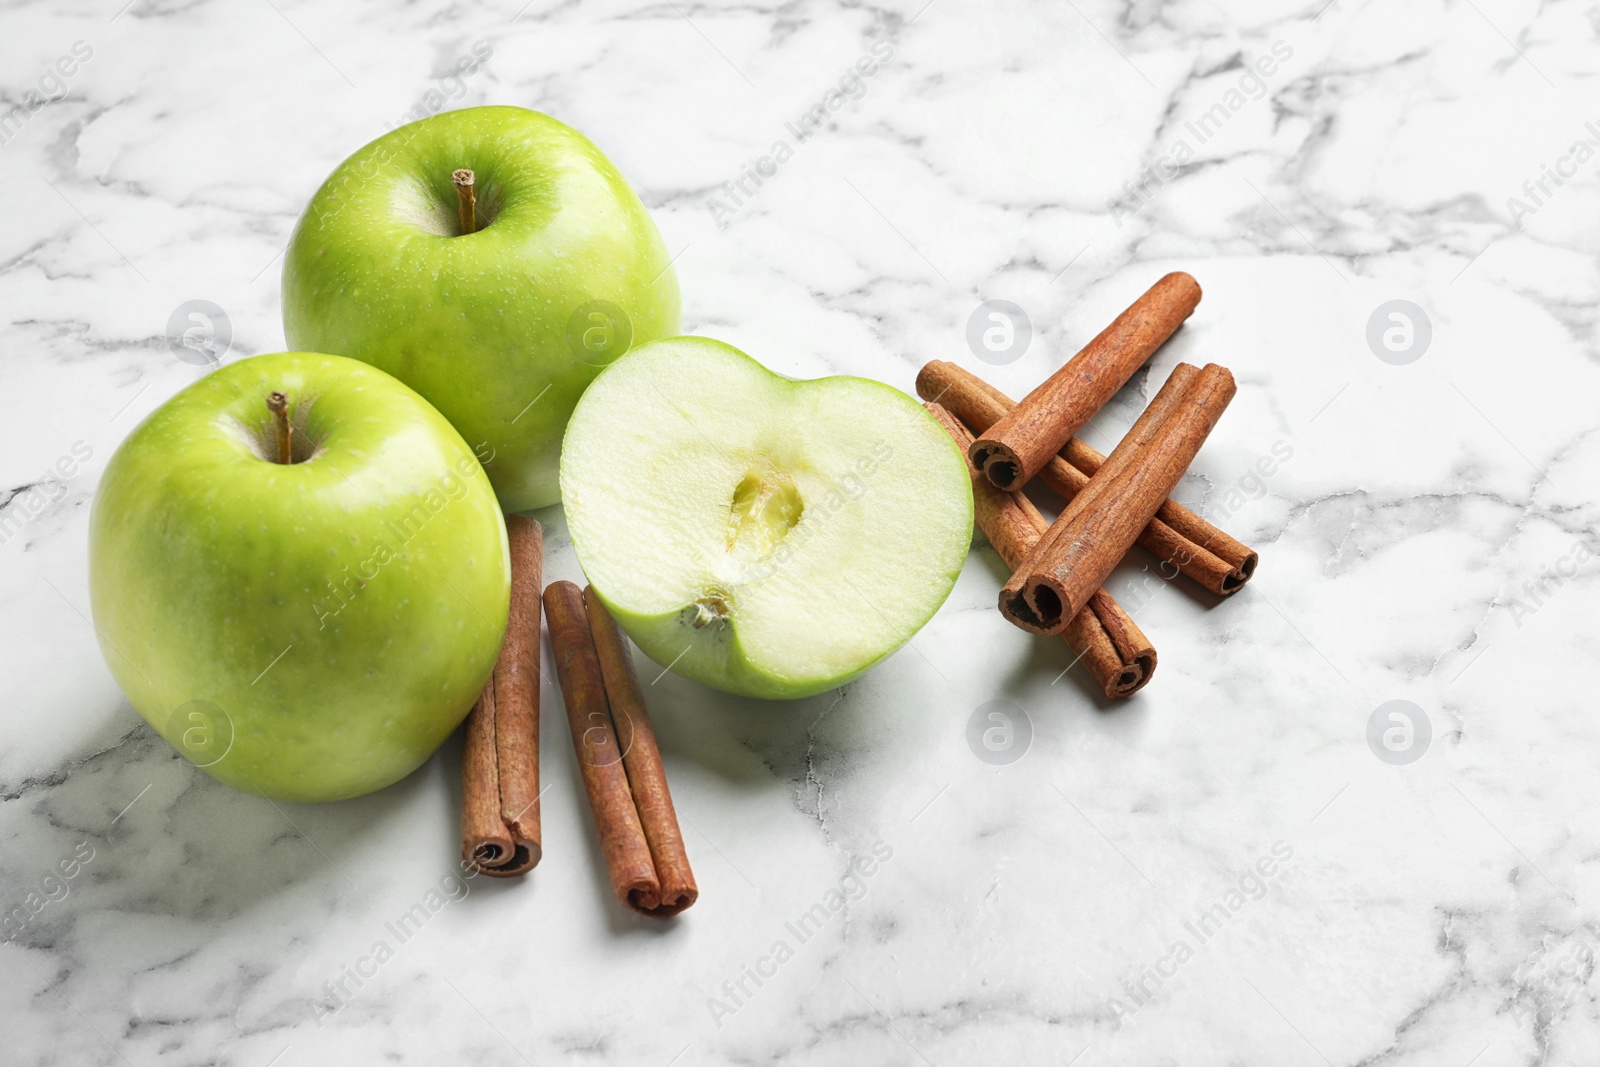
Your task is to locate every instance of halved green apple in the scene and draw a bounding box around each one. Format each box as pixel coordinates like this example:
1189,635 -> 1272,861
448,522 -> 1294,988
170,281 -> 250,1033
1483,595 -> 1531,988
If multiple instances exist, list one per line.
560,337 -> 973,699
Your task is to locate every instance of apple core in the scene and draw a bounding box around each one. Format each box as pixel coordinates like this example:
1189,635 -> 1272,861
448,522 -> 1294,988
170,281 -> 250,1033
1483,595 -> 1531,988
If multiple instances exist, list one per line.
561,336 -> 974,699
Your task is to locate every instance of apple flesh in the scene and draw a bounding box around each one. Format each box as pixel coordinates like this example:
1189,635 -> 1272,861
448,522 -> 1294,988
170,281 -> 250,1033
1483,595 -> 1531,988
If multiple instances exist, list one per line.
89,352 -> 510,802
560,337 -> 974,699
282,105 -> 681,513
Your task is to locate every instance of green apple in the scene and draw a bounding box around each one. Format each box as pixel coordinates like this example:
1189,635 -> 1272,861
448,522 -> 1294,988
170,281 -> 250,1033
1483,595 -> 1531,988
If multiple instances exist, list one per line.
560,337 -> 974,699
280,105 -> 681,513
89,352 -> 509,802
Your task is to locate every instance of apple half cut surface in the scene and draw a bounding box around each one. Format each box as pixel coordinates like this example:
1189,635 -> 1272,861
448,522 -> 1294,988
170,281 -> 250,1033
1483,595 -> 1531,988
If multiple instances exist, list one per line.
560,337 -> 974,699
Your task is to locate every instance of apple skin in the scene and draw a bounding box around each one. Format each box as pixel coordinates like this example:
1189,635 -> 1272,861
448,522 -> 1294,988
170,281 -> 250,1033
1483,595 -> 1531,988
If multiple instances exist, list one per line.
281,105 -> 681,513
89,352 -> 510,803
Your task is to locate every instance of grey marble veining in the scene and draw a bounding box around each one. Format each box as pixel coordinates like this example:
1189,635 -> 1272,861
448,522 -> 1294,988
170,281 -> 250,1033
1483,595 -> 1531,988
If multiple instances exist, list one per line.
3,0 -> 1599,1063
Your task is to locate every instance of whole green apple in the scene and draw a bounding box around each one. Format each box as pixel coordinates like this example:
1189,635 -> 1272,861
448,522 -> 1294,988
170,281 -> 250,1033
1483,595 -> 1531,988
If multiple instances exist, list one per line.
89,352 -> 510,802
281,105 -> 681,513
560,337 -> 974,699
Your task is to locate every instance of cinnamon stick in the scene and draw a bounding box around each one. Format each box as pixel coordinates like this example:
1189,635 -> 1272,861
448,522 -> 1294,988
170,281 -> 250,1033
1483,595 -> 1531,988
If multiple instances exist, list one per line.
970,272 -> 1201,492
917,359 -> 1257,596
1001,363 -> 1237,635
461,516 -> 542,876
544,580 -> 696,917
926,402 -> 1155,697
585,588 -> 697,915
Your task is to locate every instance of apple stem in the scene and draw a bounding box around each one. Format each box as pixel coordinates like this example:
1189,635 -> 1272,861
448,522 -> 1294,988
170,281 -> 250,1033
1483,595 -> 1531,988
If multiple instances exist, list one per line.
267,391 -> 292,464
453,168 -> 476,235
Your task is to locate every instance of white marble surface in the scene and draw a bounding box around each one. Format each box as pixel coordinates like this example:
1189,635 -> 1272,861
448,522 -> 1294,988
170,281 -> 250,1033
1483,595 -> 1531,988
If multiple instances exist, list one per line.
4,0 -> 1600,1063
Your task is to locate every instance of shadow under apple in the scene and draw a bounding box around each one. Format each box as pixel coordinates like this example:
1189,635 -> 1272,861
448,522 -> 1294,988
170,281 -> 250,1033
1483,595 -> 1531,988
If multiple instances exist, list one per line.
3,702 -> 443,957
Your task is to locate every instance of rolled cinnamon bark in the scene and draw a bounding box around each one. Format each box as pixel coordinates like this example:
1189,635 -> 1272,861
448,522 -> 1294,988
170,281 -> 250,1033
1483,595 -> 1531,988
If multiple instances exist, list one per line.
461,682 -> 512,867
917,359 -> 1257,595
970,272 -> 1201,492
461,516 -> 543,877
926,403 -> 1155,697
1001,363 -> 1237,635
1074,589 -> 1156,697
584,588 -> 698,915
544,581 -> 661,911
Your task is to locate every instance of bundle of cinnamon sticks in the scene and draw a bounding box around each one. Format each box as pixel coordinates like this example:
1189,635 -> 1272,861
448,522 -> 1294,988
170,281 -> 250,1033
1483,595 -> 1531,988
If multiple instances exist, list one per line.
459,516 -> 697,917
919,272 -> 1256,698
